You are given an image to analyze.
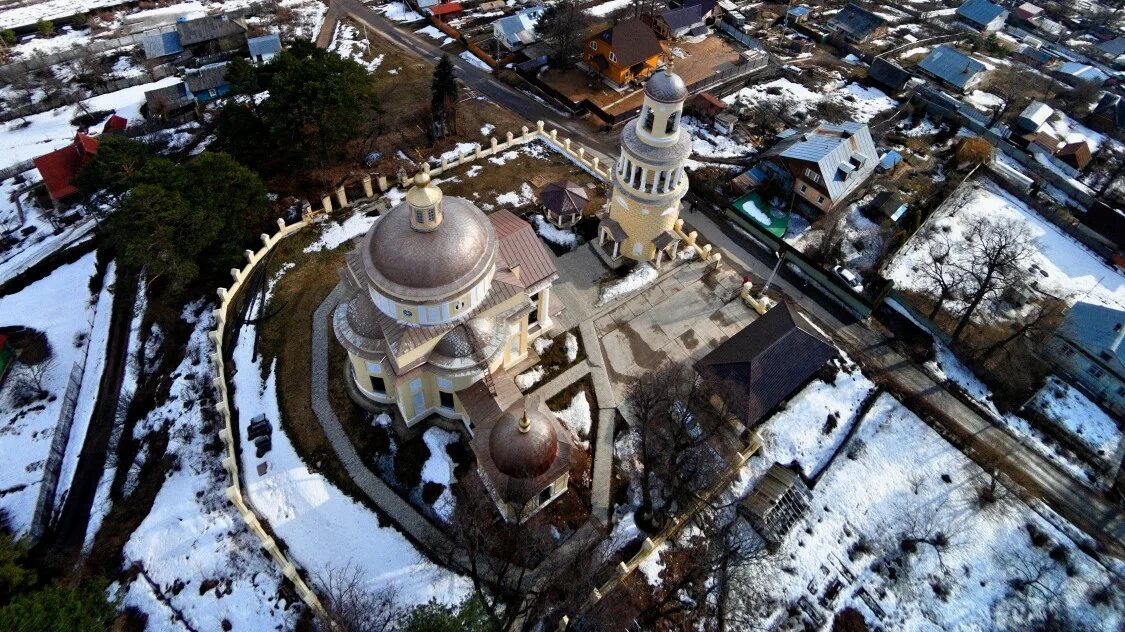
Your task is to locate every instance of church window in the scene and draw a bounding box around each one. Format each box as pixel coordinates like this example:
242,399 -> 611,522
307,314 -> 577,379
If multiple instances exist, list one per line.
439,390 -> 455,409
402,308 -> 413,318
427,208 -> 436,221
642,107 -> 655,132
455,300 -> 465,310
371,376 -> 386,395
589,41 -> 597,50
609,52 -> 617,63
664,111 -> 678,134
633,242 -> 643,256
538,486 -> 552,506
414,209 -> 424,223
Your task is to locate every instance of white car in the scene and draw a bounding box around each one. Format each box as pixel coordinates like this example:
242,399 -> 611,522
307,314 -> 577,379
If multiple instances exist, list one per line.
833,265 -> 863,293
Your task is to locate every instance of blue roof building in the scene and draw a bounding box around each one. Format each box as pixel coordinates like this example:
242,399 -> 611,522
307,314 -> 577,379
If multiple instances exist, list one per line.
918,45 -> 986,92
955,0 -> 1008,32
493,7 -> 545,51
247,33 -> 282,63
1048,301 -> 1125,416
142,30 -> 184,59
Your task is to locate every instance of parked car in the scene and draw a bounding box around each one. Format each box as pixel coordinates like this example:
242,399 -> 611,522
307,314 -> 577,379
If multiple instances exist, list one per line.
833,265 -> 863,292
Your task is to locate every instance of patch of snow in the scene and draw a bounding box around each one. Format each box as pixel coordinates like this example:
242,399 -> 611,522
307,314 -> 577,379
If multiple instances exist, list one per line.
480,123 -> 495,136
586,0 -> 632,16
459,50 -> 492,72
377,1 -> 424,23
1025,376 -> 1122,460
420,427 -> 458,521
563,332 -> 578,363
415,25 -> 454,46
531,214 -> 579,248
305,211 -> 379,252
495,182 -> 534,208
598,264 -> 659,306
516,365 -> 545,391
551,390 -> 592,449
533,337 -> 553,355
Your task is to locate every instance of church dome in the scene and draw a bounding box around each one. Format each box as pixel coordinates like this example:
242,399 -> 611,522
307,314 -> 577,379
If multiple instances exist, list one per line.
644,67 -> 687,104
433,317 -> 497,359
363,195 -> 497,302
488,407 -> 559,478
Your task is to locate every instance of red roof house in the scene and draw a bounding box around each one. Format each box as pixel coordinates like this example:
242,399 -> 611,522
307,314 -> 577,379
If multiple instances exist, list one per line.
32,133 -> 99,203
102,114 -> 128,134
429,3 -> 463,18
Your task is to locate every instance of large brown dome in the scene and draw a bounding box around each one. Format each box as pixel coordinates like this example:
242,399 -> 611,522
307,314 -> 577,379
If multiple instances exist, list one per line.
488,408 -> 559,479
362,196 -> 497,301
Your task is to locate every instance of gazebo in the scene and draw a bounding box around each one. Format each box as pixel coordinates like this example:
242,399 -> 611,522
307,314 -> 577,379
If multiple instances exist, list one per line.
538,180 -> 589,228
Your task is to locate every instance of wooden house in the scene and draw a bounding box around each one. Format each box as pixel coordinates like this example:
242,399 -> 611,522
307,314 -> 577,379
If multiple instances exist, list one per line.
584,18 -> 664,86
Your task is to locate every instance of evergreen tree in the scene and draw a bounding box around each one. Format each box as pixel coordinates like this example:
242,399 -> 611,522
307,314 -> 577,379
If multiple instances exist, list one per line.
0,580 -> 116,632
430,55 -> 459,136
403,596 -> 495,632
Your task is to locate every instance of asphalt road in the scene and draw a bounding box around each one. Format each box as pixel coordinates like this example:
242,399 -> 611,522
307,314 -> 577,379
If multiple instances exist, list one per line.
331,0 -> 618,157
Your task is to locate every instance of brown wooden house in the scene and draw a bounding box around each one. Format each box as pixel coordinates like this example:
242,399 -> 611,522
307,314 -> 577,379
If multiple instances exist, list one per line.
584,18 -> 664,86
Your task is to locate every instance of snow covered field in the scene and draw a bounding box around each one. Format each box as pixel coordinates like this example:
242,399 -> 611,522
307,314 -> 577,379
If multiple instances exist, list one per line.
887,176 -> 1125,312
0,252 -> 107,536
1026,377 -> 1122,462
729,393 -> 1123,630
724,79 -> 898,124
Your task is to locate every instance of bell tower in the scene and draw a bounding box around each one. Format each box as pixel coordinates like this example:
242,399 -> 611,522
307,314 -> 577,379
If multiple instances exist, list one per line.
598,65 -> 693,267
406,172 -> 444,232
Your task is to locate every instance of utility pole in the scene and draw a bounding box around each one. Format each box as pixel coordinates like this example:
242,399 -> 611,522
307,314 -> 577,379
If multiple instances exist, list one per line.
759,250 -> 783,296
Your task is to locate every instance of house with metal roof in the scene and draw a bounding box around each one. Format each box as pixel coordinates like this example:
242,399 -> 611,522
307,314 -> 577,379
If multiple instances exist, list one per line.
184,62 -> 232,103
826,3 -> 887,44
695,302 -> 838,430
786,4 -> 812,25
1013,44 -> 1055,68
1013,2 -> 1043,23
867,57 -> 911,94
493,7 -> 545,51
917,45 -> 986,92
1053,62 -> 1110,87
760,121 -> 878,212
247,33 -> 282,63
141,29 -> 184,60
1015,101 -> 1053,133
32,133 -> 99,204
1096,37 -> 1125,65
1047,301 -> 1125,416
1089,92 -> 1125,136
583,17 -> 664,86
145,81 -> 195,120
955,0 -> 1008,33
654,4 -> 708,40
174,15 -> 247,57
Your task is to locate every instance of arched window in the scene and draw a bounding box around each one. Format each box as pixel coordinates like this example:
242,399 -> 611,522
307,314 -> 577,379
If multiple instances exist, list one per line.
665,111 -> 679,135
414,209 -> 424,224
642,107 -> 655,132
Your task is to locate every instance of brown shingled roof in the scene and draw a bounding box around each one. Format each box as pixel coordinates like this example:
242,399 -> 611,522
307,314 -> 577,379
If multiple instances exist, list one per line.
490,209 -> 558,289
590,17 -> 663,68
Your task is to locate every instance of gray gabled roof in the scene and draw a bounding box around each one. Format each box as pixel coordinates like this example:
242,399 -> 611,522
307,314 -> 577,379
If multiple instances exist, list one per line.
1016,101 -> 1053,130
695,302 -> 838,428
956,0 -> 1008,27
1058,301 -> 1125,379
144,82 -> 193,111
868,57 -> 910,91
184,62 -> 230,91
918,45 -> 985,90
772,121 -> 877,202
828,3 -> 885,39
175,15 -> 246,46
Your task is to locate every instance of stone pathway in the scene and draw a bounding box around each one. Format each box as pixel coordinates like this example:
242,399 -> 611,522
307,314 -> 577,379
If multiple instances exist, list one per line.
311,285 -> 458,559
525,361 -> 590,406
581,320 -> 618,525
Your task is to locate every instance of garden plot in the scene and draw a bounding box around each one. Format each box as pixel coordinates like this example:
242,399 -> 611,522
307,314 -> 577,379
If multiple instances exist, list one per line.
887,176 -> 1125,312
680,115 -> 755,159
0,252 -> 108,537
120,303 -> 296,631
724,78 -> 898,124
729,393 -> 1123,630
788,204 -> 886,272
232,299 -> 470,607
279,0 -> 329,40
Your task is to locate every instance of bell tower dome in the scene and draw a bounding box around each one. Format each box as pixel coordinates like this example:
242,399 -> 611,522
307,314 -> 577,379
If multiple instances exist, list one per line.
406,172 -> 443,232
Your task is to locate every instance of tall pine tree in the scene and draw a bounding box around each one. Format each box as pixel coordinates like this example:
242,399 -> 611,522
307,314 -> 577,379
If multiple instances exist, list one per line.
430,55 -> 459,137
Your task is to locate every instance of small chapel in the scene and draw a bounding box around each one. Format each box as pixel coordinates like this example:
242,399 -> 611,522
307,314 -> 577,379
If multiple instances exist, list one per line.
333,172 -> 575,521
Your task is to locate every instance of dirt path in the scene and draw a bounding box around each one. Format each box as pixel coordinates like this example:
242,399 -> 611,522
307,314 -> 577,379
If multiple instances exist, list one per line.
38,268 -> 138,562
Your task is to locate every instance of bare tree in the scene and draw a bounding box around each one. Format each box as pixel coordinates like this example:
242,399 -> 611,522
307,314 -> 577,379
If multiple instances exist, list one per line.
948,216 -> 1037,344
312,562 -> 403,632
538,1 -> 591,69
624,362 -> 734,531
915,229 -> 966,320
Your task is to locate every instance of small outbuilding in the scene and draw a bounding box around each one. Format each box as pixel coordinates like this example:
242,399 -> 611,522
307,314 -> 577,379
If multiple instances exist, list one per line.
1015,101 -> 1053,133
867,57 -> 911,94
1056,141 -> 1092,171
538,180 -> 590,228
870,190 -> 908,222
955,0 -> 1008,33
247,33 -> 282,63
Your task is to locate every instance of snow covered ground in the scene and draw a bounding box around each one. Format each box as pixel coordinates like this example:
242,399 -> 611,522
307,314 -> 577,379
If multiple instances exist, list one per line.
120,303 -> 298,631
586,0 -> 631,16
329,21 -> 384,72
376,1 -> 424,23
729,392 -> 1123,630
549,390 -> 592,450
1025,376 -> 1122,462
280,0 -> 328,40
0,173 -> 97,287
459,50 -> 492,72
724,79 -> 898,124
887,176 -> 1125,312
598,264 -> 659,306
0,252 -> 106,536
680,115 -> 755,159
1,76 -> 181,172
231,296 -> 470,607
531,214 -> 579,249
